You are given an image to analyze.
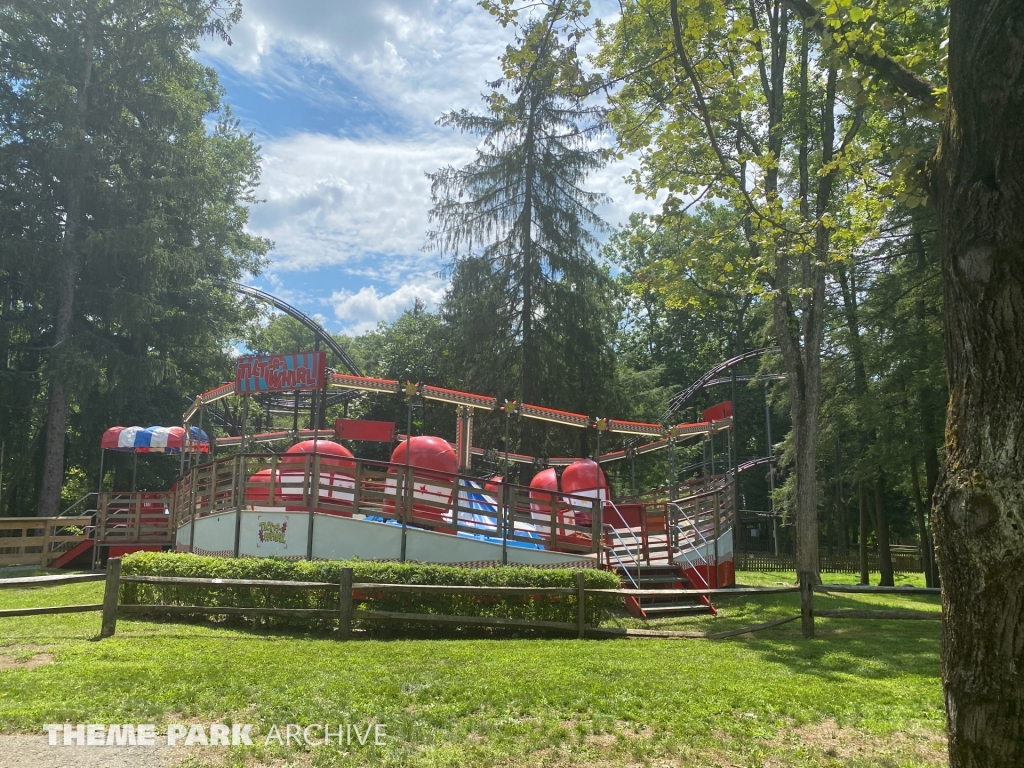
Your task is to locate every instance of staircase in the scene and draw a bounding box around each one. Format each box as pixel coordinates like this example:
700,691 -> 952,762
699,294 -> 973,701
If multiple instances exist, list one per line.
603,499 -> 719,619
47,538 -> 95,569
614,563 -> 715,619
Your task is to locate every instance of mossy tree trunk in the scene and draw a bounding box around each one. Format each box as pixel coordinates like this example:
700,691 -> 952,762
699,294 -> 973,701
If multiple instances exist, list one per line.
932,1 -> 1024,764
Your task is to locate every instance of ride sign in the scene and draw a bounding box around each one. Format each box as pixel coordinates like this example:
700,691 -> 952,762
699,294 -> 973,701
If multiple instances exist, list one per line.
235,352 -> 326,393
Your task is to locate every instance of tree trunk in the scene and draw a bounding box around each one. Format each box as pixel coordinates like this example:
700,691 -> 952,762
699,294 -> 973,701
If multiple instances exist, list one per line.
911,457 -> 936,588
36,8 -> 95,517
858,481 -> 869,585
836,439 -> 847,556
518,96 -> 539,459
932,2 -> 1024,764
36,258 -> 77,517
874,474 -> 895,586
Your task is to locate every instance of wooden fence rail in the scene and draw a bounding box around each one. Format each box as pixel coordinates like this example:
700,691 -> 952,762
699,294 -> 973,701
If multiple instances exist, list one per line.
0,517 -> 92,568
0,571 -> 106,618
0,561 -> 943,640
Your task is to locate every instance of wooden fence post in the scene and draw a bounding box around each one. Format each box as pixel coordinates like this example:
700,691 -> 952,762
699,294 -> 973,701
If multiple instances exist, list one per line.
338,567 -> 353,640
100,557 -> 122,638
799,570 -> 815,639
40,519 -> 53,568
352,460 -> 362,515
576,570 -> 586,639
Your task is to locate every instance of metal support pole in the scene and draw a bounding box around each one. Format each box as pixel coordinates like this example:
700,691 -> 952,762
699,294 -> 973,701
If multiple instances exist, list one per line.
306,453 -> 318,561
713,491 -> 721,589
630,451 -> 636,499
701,438 -> 707,490
239,394 -> 250,455
504,401 -> 512,482
194,404 -> 205,468
500,483 -> 508,566
231,394 -> 249,556
131,453 -> 138,493
710,429 -> 716,482
179,422 -> 188,478
307,375 -> 325,561
730,369 -> 738,473
92,448 -> 105,570
188,466 -> 198,555
400,391 -> 413,563
309,337 -> 321,431
668,434 -> 676,502
766,386 -> 779,557
232,454 -> 243,558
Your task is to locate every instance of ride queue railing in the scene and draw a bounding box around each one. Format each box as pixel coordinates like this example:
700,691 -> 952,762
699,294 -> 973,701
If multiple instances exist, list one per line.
103,453 -> 607,556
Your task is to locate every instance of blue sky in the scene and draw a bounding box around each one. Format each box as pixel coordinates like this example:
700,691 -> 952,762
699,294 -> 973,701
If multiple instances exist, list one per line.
200,0 -> 657,335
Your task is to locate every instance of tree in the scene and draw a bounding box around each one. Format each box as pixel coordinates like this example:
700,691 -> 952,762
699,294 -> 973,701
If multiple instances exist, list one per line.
930,3 -> 1024,763
599,0 -> 878,609
428,2 -> 614,458
780,0 -> 1022,762
0,0 -> 269,514
606,208 -> 775,506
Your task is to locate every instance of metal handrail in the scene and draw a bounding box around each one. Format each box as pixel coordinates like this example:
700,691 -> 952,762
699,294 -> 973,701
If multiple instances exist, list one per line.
666,500 -> 713,589
604,499 -> 645,560
668,501 -> 712,549
674,545 -> 711,588
602,524 -> 640,588
59,492 -> 97,518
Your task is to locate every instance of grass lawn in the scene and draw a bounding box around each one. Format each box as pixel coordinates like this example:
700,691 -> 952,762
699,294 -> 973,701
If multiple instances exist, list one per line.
0,568 -> 945,767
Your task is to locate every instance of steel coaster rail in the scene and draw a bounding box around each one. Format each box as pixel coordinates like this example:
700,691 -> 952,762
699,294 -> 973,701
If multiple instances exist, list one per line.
224,281 -> 364,377
662,346 -> 781,421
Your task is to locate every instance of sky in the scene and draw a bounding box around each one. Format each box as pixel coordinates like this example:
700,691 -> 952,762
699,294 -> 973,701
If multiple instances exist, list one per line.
200,0 -> 658,336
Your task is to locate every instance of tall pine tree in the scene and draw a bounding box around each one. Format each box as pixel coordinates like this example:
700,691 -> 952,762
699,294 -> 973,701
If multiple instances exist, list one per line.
428,6 -> 613,458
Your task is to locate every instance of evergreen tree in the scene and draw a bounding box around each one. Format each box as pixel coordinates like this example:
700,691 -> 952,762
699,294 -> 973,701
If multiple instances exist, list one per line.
427,7 -> 614,458
0,0 -> 269,514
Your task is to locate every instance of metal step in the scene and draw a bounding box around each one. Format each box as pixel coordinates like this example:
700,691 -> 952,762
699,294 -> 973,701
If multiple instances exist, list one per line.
615,567 -> 681,577
639,603 -> 713,616
633,576 -> 689,585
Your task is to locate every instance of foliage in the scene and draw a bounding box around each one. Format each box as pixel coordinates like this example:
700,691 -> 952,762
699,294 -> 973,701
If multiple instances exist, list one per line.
0,0 -> 269,514
119,552 -> 620,636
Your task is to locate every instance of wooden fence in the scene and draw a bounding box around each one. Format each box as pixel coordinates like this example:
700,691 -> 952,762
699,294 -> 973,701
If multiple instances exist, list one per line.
0,572 -> 106,617
0,559 -> 941,641
0,517 -> 92,568
736,548 -> 923,574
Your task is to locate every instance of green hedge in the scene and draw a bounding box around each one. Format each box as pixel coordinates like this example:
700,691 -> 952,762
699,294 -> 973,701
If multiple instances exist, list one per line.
119,552 -> 621,637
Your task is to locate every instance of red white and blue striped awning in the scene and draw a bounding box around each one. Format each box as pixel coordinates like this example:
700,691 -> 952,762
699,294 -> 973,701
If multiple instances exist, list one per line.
101,426 -> 210,453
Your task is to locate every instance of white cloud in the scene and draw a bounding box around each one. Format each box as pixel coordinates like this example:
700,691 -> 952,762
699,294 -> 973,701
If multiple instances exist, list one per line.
250,133 -> 474,272
204,0 -> 507,126
331,279 -> 447,335
215,0 -> 662,329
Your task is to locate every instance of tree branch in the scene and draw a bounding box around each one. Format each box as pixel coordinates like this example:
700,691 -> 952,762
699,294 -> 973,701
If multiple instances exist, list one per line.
784,0 -> 939,108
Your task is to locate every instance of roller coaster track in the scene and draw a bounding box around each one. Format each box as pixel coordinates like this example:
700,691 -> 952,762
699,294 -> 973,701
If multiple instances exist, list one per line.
226,281 -> 364,377
661,346 -> 781,423
736,455 -> 774,474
